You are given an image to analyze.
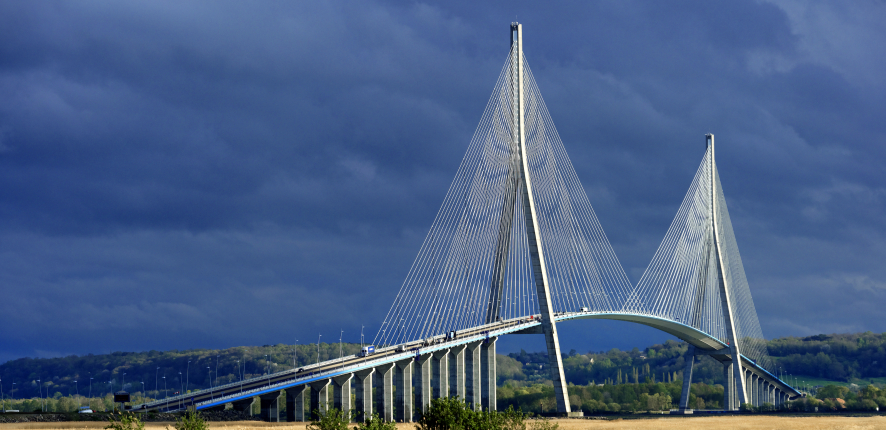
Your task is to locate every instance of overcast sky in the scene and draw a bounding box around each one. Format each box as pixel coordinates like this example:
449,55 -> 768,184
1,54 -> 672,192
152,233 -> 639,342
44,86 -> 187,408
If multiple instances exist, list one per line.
1,1 -> 884,363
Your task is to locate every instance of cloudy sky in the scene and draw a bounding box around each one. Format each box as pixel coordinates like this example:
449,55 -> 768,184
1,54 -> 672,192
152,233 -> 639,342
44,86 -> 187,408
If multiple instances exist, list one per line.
1,1 -> 884,363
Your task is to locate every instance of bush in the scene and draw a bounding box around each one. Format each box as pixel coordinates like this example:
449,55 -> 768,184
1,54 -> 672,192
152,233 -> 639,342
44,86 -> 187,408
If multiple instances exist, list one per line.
860,399 -> 878,411
354,413 -> 396,430
105,412 -> 145,430
417,397 -> 527,430
168,410 -> 208,430
417,397 -> 473,430
528,418 -> 558,430
308,407 -> 350,430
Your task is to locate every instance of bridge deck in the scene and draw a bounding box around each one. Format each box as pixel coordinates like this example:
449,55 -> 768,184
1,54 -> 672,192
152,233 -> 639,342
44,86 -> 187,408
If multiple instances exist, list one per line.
137,312 -> 799,413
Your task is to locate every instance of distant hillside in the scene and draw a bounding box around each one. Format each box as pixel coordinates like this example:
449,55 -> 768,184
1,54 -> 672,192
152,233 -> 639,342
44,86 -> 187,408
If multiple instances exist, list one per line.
0,343 -> 363,402
1,331 -> 883,405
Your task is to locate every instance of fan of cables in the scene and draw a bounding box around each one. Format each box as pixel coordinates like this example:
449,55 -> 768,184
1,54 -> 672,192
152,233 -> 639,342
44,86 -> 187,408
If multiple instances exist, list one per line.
373,46 -> 633,347
624,146 -> 773,371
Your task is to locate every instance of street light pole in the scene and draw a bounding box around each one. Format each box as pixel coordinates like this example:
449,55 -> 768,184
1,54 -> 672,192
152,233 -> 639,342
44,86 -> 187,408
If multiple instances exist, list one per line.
215,355 -> 220,389
155,367 -> 159,399
163,376 -> 168,411
186,361 -> 191,394
236,360 -> 241,393
317,334 -> 322,365
207,367 -> 213,400
74,380 -> 79,407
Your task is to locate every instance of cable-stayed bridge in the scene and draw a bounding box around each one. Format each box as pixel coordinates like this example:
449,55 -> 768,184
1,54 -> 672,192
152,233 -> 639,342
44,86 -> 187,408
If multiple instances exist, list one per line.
138,23 -> 801,420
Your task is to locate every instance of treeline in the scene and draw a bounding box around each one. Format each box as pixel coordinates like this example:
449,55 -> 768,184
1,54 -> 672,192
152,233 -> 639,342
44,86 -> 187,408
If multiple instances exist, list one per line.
768,332 -> 886,381
2,330 -> 884,406
0,343 -> 363,401
500,339 -> 726,388
500,331 -> 886,387
498,380 -> 723,414
1,393 -> 139,413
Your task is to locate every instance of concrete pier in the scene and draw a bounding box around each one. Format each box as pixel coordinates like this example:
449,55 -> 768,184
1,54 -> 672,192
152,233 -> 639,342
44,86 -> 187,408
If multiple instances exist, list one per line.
333,374 -> 353,420
354,369 -> 374,422
416,354 -> 432,415
466,342 -> 482,410
433,350 -> 449,400
482,337 -> 497,411
375,363 -> 395,422
450,345 -> 466,400
395,360 -> 413,422
287,385 -> 307,422
310,380 -> 330,419
260,391 -> 284,422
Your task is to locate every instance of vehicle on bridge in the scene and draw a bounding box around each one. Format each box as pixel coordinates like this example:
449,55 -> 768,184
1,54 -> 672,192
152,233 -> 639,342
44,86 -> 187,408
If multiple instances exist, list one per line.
359,345 -> 375,357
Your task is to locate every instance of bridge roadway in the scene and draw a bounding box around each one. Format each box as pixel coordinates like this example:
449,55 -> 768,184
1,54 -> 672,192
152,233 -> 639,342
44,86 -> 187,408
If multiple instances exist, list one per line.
138,312 -> 801,415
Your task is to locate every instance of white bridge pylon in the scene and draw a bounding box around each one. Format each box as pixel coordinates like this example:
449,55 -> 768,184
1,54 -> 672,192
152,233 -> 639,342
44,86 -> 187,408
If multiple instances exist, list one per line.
622,134 -> 775,409
374,23 -> 633,414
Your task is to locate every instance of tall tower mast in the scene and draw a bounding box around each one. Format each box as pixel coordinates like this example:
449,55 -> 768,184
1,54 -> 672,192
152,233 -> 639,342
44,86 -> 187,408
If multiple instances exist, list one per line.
510,22 -> 572,415
708,134 -> 749,407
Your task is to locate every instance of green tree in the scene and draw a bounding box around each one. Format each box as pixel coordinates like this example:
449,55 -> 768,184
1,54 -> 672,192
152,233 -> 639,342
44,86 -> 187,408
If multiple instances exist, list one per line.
168,410 -> 208,430
105,412 -> 145,430
308,407 -> 350,430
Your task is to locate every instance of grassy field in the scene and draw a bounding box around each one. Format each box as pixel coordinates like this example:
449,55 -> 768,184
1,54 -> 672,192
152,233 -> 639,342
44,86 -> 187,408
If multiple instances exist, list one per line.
3,416 -> 886,430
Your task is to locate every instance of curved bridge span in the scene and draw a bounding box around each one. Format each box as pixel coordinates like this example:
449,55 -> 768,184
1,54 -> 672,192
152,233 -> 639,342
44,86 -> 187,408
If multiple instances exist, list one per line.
139,22 -> 801,419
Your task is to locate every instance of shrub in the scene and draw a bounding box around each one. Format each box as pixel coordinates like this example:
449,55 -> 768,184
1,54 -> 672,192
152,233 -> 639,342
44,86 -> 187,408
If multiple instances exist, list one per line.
528,417 -> 559,430
860,399 -> 878,411
168,410 -> 208,430
417,397 -> 528,430
105,412 -> 145,430
354,413 -> 396,430
308,407 -> 350,430
417,397 -> 473,430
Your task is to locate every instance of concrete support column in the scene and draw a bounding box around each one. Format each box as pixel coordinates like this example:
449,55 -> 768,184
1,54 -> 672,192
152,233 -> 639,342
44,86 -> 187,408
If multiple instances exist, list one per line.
449,345 -> 466,400
679,346 -> 695,411
232,396 -> 259,416
395,360 -> 413,422
744,370 -> 754,405
415,354 -> 433,416
722,363 -> 734,411
260,391 -> 284,422
433,350 -> 449,400
757,376 -> 766,406
374,363 -> 394,422
482,337 -> 498,411
466,342 -> 482,411
310,380 -> 331,420
354,369 -> 374,422
286,386 -> 307,422
333,375 -> 353,421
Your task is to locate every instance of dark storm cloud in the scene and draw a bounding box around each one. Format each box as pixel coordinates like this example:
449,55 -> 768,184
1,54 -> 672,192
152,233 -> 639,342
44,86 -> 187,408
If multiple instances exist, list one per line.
0,1 -> 884,363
